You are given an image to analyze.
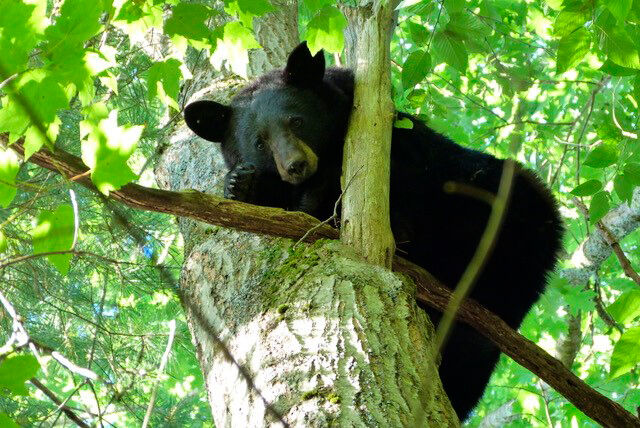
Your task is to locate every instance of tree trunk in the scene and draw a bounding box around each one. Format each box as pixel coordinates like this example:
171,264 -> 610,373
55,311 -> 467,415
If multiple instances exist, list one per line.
155,4 -> 457,426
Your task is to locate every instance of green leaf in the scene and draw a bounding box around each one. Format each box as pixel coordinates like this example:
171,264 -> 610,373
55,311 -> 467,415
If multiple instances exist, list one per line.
0,354 -> 40,396
605,26 -> 640,69
624,162 -> 640,184
305,6 -> 348,54
0,231 -> 8,253
211,21 -> 260,78
589,191 -> 610,225
443,0 -> 465,14
0,147 -> 20,208
583,141 -> 619,168
165,3 -> 217,48
0,414 -> 19,428
0,0 -> 47,76
610,326 -> 640,378
556,27 -> 590,73
554,10 -> 588,37
303,0 -> 333,12
555,277 -> 596,316
80,110 -> 142,195
570,179 -> 602,196
394,118 -> 414,129
31,205 -> 75,274
407,21 -> 430,46
446,12 -> 490,39
599,59 -> 639,76
634,75 -> 640,103
236,0 -> 274,16
432,31 -> 468,72
608,0 -> 633,22
614,173 -> 634,203
147,59 -> 182,110
608,290 -> 640,324
402,50 -> 431,90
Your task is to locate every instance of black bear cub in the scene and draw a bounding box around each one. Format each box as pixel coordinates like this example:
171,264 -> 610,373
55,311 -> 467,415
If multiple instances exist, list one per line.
185,42 -> 563,420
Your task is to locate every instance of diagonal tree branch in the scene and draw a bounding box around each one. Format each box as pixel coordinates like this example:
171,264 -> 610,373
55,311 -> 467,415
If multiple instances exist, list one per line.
6,136 -> 640,428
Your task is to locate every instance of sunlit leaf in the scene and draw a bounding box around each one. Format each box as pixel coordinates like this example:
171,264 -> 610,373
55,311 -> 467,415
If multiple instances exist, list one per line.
0,231 -> 8,254
432,31 -> 468,72
607,0 -> 633,22
583,141 -> 618,168
31,205 -> 75,274
610,326 -> 640,378
394,118 -> 414,129
147,59 -> 182,110
80,110 -> 142,195
556,27 -> 590,73
443,0 -> 465,14
608,290 -> 640,325
604,26 -> 640,69
305,6 -> 348,54
0,147 -> 20,208
553,10 -> 587,37
570,179 -> 602,196
211,21 -> 261,78
165,2 -> 217,49
0,414 -> 19,428
0,355 -> 40,396
624,162 -> 640,184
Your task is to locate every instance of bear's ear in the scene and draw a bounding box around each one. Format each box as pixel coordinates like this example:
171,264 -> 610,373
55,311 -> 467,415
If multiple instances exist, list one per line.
284,41 -> 325,87
184,100 -> 232,143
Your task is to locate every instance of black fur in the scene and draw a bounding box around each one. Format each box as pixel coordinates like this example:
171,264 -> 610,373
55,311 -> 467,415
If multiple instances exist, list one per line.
184,41 -> 563,420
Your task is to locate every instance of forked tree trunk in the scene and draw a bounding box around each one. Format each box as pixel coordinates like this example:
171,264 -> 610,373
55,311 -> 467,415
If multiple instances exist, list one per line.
155,3 -> 457,426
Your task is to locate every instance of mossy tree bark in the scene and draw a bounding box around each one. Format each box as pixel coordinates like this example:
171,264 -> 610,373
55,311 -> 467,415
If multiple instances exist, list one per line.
339,0 -> 398,268
155,2 -> 457,426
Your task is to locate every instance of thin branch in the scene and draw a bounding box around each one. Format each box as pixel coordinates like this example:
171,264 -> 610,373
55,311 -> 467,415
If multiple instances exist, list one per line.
573,198 -> 640,286
141,320 -> 176,428
30,378 -> 90,428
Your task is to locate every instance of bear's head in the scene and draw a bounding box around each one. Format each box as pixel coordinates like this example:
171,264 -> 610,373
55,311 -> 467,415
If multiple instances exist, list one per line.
184,42 -> 352,185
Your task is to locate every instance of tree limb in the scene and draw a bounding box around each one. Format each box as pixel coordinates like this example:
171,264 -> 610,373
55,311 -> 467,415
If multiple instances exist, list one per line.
8,137 -> 640,428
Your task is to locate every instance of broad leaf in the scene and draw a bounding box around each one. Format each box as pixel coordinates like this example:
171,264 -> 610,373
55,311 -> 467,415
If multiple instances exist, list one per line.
165,3 -> 217,49
589,191 -> 610,225
583,141 -> 618,168
610,326 -> 640,378
0,148 -> 20,208
608,290 -> 640,325
556,27 -> 590,73
147,59 -> 182,110
570,179 -> 602,196
614,173 -> 634,203
80,110 -> 143,195
0,354 -> 40,396
607,0 -> 633,22
402,50 -> 431,90
305,6 -> 348,54
604,26 -> 640,69
432,31 -> 468,72
31,205 -> 75,274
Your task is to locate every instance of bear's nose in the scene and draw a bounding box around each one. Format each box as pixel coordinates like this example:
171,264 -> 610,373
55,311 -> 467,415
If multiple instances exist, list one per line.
287,159 -> 307,176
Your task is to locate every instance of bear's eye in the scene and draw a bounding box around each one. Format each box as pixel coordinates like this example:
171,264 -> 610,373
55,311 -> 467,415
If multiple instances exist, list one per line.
255,139 -> 265,150
290,116 -> 303,128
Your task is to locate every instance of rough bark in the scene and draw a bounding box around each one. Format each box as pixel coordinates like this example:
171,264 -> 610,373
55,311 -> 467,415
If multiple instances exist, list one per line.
153,3 -> 456,426
339,1 -> 397,268
562,187 -> 640,286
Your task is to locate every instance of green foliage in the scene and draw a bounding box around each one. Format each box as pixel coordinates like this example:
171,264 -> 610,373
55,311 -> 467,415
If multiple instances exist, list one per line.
0,355 -> 39,396
402,50 -> 431,90
0,0 -> 639,425
30,205 -> 75,274
608,290 -> 640,324
305,6 -> 348,54
610,327 -> 640,378
0,148 -> 20,208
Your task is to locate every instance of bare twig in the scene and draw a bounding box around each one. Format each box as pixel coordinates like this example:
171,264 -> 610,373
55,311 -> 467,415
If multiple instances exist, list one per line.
30,378 -> 90,428
141,320 -> 176,428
